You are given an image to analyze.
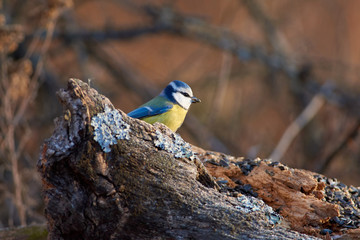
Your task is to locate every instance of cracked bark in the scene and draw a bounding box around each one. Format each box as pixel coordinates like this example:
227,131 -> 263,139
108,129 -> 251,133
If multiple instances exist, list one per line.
38,78 -> 319,240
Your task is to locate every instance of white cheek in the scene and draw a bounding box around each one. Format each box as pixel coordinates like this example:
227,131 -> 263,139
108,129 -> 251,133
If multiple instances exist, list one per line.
173,93 -> 192,110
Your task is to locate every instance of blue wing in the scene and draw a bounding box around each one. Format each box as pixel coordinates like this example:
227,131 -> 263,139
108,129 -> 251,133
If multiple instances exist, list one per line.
128,103 -> 172,119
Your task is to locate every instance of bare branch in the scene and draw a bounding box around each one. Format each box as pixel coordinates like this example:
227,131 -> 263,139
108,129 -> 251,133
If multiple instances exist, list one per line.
269,94 -> 325,162
209,52 -> 232,124
316,119 -> 360,173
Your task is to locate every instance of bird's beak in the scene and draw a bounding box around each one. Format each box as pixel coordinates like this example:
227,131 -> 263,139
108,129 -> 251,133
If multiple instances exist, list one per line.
191,96 -> 201,103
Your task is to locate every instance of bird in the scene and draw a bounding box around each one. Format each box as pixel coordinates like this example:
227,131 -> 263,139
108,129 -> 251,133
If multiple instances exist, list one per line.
127,80 -> 201,132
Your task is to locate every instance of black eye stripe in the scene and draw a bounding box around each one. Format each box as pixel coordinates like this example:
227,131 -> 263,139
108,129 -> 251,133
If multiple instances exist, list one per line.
180,92 -> 190,97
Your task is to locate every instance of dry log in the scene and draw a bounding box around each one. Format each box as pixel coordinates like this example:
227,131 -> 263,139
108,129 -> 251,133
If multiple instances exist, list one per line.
198,150 -> 360,239
38,78 -> 356,239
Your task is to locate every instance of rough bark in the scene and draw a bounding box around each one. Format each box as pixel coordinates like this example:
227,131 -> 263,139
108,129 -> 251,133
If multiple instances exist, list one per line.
38,78 -> 342,239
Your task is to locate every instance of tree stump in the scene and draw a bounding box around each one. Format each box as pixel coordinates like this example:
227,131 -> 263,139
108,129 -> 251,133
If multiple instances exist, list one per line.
38,78 -> 349,239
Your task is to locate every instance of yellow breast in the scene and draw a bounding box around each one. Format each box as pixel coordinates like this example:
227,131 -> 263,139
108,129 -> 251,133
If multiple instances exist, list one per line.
141,104 -> 188,132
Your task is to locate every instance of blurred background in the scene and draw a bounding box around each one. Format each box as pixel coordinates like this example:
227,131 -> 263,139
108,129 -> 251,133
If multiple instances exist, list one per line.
1,0 -> 360,228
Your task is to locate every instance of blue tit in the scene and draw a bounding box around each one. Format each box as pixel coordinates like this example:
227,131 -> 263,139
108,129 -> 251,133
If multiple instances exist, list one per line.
128,80 -> 201,132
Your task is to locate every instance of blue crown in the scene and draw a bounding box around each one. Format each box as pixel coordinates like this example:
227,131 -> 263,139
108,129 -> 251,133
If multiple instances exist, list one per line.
162,80 -> 190,103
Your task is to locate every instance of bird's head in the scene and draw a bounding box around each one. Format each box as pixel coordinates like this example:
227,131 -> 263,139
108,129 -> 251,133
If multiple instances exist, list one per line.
160,80 -> 201,110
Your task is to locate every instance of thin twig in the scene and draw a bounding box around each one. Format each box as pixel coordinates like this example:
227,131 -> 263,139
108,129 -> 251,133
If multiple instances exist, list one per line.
269,94 -> 325,162
316,119 -> 360,173
242,0 -> 289,54
14,18 -> 57,126
28,25 -> 168,43
8,125 -> 25,225
209,52 -> 232,124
